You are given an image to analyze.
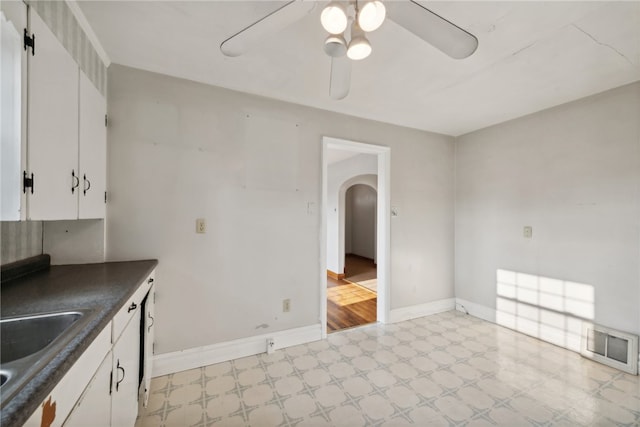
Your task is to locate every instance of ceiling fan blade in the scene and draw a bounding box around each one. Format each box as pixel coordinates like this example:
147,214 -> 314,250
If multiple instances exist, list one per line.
220,0 -> 316,57
329,57 -> 351,100
386,1 -> 478,59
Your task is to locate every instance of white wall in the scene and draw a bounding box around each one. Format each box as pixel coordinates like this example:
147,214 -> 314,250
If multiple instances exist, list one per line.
107,65 -> 455,355
43,219 -> 105,265
346,184 -> 377,260
455,82 -> 640,344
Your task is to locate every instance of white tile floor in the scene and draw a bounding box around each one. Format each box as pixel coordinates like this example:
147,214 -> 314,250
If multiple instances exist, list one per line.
136,311 -> 640,426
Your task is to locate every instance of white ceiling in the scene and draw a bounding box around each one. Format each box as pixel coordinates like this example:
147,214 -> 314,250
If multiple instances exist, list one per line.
77,1 -> 640,136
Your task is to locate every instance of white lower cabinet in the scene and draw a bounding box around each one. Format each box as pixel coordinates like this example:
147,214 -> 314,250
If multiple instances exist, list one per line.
26,271 -> 156,427
24,326 -> 111,427
111,309 -> 141,427
63,309 -> 141,427
63,353 -> 112,427
142,284 -> 155,406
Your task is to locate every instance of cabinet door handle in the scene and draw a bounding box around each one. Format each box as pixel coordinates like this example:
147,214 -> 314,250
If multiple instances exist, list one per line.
83,174 -> 91,195
71,170 -> 80,194
147,312 -> 155,332
127,302 -> 137,312
148,278 -> 154,284
116,359 -> 125,391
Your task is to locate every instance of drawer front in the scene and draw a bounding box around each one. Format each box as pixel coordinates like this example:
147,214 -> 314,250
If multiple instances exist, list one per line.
112,270 -> 155,343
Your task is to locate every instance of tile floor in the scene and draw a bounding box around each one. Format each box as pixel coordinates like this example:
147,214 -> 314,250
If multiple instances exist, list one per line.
136,311 -> 640,426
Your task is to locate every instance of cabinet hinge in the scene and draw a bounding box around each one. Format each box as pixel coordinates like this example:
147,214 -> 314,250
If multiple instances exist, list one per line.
153,343 -> 155,355
104,191 -> 107,204
105,114 -> 108,127
23,29 -> 35,55
23,171 -> 34,194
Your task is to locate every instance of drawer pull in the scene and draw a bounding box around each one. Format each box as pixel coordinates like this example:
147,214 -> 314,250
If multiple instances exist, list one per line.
116,359 -> 125,391
147,312 -> 155,332
83,174 -> 91,195
127,302 -> 137,312
71,170 -> 80,194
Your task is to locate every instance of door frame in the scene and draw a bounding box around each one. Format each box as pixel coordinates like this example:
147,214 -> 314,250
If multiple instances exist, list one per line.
320,136 -> 390,337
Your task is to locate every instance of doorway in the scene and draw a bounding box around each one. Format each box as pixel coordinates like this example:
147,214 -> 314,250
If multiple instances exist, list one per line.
326,184 -> 378,332
321,137 -> 390,337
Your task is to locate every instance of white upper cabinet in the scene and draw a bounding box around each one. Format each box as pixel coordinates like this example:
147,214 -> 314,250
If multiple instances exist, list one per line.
0,2 -> 27,220
27,10 -> 79,220
78,72 -> 106,219
23,7 -> 107,221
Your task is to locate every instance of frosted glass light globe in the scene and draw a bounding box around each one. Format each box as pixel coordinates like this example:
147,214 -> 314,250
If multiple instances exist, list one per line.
358,1 -> 386,32
321,3 -> 348,34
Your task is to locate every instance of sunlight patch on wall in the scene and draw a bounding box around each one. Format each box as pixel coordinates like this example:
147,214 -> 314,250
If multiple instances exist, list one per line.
496,269 -> 594,352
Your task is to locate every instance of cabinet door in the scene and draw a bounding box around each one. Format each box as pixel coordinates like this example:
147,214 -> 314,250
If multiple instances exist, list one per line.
78,72 -> 106,219
111,309 -> 141,427
63,352 -> 112,427
0,2 -> 27,220
143,284 -> 155,406
28,10 -> 79,220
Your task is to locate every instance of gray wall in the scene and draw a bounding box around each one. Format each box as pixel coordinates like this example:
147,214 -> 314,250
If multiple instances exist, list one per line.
345,184 -> 377,260
455,82 -> 640,338
0,221 -> 42,265
107,64 -> 455,355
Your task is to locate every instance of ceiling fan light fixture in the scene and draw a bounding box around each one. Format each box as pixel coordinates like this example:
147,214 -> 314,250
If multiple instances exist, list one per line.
347,36 -> 372,60
358,1 -> 386,32
347,22 -> 372,60
324,34 -> 347,57
321,2 -> 348,34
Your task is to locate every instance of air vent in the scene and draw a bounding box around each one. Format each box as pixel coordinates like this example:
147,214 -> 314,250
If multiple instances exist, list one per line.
581,324 -> 638,375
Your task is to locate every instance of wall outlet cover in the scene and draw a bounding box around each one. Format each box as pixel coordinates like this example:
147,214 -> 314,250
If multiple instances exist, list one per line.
196,218 -> 206,234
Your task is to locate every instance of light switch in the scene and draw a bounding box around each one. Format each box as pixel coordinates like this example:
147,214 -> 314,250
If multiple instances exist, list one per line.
196,218 -> 206,234
523,226 -> 532,238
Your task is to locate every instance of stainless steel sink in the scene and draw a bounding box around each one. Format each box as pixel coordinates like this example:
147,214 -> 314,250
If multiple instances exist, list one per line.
0,371 -> 9,387
0,309 -> 94,407
1,311 -> 83,364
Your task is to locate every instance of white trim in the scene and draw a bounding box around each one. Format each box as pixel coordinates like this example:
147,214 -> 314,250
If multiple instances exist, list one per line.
389,298 -> 456,323
65,0 -> 111,67
455,298 -> 497,323
152,324 -> 322,377
321,136 -> 391,337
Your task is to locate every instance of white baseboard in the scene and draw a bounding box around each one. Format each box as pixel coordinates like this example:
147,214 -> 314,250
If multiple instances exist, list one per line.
389,298 -> 456,323
455,298 -> 497,323
152,324 -> 322,377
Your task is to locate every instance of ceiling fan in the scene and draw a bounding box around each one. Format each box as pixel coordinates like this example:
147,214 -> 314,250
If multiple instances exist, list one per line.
220,0 -> 478,100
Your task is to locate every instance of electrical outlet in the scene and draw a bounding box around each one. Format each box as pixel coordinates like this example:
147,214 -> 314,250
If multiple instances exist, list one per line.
523,226 -> 532,238
266,338 -> 275,354
283,299 -> 291,313
196,218 -> 206,234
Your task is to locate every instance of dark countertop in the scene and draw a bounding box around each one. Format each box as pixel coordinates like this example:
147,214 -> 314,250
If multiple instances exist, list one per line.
0,259 -> 158,427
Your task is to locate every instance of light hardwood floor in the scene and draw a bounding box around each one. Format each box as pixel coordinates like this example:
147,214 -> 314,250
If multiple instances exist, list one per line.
327,255 -> 377,333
